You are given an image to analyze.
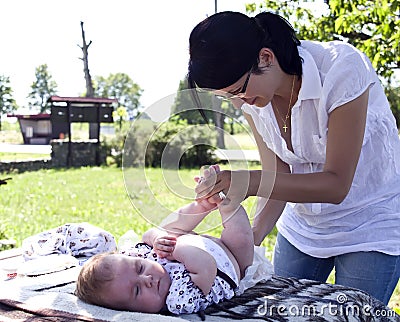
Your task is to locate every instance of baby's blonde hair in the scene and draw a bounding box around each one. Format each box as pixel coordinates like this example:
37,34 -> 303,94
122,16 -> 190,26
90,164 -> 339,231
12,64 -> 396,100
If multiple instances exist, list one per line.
75,252 -> 117,307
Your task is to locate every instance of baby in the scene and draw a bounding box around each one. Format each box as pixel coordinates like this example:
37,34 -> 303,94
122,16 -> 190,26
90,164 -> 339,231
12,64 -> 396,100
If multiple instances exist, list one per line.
75,165 -> 255,314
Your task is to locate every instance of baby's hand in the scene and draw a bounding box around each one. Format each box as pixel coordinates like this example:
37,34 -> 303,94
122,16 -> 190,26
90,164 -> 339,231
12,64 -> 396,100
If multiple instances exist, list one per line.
194,164 -> 221,185
153,235 -> 177,259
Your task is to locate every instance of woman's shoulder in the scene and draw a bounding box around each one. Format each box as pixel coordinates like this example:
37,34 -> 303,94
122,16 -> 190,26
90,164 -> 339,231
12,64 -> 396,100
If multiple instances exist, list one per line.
301,40 -> 359,54
300,40 -> 367,67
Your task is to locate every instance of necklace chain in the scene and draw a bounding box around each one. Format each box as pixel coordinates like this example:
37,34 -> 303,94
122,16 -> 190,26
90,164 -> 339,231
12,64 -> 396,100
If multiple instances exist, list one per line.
274,75 -> 295,133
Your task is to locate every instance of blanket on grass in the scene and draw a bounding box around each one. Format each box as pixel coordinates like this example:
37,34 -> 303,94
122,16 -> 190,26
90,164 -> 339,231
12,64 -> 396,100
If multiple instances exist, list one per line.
0,265 -> 398,322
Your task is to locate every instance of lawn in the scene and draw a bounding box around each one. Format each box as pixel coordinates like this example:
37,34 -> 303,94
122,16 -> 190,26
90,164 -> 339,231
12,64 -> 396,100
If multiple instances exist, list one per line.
0,166 -> 265,249
0,166 -> 398,312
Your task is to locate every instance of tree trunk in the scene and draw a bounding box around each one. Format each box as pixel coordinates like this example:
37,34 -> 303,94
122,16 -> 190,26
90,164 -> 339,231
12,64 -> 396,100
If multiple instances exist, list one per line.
212,96 -> 225,149
79,21 -> 94,98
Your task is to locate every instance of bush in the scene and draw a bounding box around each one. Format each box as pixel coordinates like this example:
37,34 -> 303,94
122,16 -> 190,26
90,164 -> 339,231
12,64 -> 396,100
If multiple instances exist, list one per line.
224,117 -> 249,135
0,224 -> 14,251
102,118 -> 217,168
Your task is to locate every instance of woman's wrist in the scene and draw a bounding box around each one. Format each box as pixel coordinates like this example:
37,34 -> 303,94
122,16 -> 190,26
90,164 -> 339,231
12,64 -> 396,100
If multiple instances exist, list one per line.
248,170 -> 275,198
248,170 -> 261,197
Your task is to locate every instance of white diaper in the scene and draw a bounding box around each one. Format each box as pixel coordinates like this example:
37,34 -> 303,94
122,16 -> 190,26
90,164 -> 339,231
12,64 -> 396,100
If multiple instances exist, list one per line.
236,246 -> 274,295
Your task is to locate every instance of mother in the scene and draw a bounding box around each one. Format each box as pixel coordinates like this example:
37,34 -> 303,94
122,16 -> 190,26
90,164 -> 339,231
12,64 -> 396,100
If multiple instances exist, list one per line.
188,11 -> 400,305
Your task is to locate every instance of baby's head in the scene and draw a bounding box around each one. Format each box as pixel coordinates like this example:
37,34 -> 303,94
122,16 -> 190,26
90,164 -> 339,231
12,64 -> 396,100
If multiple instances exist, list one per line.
75,252 -> 171,313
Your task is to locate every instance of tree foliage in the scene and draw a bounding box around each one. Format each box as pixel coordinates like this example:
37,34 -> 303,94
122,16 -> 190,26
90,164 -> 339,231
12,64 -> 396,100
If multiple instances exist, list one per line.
93,73 -> 142,118
172,79 -> 214,124
0,75 -> 18,131
386,85 -> 400,126
27,64 -> 58,113
172,78 -> 244,148
246,0 -> 400,124
113,105 -> 128,130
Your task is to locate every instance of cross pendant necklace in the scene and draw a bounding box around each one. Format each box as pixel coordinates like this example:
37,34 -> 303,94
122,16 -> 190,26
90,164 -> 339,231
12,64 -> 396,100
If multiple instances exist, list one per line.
274,75 -> 296,133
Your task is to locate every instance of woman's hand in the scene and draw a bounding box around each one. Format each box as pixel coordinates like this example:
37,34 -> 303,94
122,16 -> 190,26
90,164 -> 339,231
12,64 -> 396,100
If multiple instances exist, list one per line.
194,165 -> 229,201
195,167 -> 252,212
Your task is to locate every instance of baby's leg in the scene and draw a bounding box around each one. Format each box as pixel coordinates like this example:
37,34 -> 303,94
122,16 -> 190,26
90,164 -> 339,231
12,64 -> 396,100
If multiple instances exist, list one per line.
219,203 -> 254,279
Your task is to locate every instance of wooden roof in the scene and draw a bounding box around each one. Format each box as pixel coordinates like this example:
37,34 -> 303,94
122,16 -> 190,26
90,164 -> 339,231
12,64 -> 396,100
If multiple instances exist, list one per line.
7,113 -> 50,120
48,96 -> 118,104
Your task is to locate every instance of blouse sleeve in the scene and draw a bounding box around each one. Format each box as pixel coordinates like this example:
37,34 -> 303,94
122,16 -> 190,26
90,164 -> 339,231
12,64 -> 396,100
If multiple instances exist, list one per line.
322,43 -> 375,113
166,265 -> 206,314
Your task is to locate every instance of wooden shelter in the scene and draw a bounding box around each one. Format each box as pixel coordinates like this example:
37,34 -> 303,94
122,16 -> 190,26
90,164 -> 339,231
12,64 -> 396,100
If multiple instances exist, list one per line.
48,96 -> 118,166
9,113 -> 56,144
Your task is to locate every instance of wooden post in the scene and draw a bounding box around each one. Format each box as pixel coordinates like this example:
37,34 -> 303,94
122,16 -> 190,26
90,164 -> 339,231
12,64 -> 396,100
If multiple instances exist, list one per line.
67,102 -> 72,167
96,103 -> 101,166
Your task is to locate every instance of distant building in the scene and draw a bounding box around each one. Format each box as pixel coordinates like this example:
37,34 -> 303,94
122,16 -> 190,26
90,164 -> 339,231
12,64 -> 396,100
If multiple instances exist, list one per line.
7,113 -> 64,145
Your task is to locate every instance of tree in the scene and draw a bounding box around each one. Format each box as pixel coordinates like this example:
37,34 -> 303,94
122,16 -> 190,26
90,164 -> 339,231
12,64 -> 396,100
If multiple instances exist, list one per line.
27,64 -> 58,113
386,85 -> 400,127
172,78 -> 227,147
78,21 -> 94,98
113,105 -> 128,130
172,79 -> 213,124
246,0 -> 400,123
172,77 -> 245,148
221,98 -> 244,135
93,73 -> 142,118
0,75 -> 18,131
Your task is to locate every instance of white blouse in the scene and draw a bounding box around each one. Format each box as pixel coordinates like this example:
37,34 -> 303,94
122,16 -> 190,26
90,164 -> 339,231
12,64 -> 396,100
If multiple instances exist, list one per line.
242,40 -> 400,258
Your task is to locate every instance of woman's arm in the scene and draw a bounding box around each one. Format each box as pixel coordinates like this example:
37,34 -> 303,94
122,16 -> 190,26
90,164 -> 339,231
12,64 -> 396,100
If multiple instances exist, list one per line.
244,112 -> 288,245
264,89 -> 369,203
253,198 -> 285,245
196,89 -> 369,205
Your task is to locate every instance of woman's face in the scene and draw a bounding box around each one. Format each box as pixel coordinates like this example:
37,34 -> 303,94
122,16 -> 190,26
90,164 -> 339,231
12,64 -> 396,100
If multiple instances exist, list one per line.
216,48 -> 281,108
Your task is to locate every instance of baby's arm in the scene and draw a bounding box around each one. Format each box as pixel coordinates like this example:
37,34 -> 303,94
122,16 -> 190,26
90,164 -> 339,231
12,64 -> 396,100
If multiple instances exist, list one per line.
172,240 -> 217,295
218,200 -> 254,279
146,198 -> 215,258
143,227 -> 217,294
160,167 -> 218,234
159,199 -> 216,234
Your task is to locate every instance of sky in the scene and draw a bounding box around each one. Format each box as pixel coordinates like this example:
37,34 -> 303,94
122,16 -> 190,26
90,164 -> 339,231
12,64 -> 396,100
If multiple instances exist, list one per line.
0,0 -> 265,113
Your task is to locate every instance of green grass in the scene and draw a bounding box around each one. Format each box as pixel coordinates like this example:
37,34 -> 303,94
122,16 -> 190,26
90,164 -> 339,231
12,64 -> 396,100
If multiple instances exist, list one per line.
0,166 -> 263,247
1,167 -> 149,243
0,166 -> 398,310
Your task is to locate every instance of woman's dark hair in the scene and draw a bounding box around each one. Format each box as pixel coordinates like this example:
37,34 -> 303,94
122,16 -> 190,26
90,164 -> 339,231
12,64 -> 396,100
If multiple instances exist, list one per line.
187,11 -> 302,121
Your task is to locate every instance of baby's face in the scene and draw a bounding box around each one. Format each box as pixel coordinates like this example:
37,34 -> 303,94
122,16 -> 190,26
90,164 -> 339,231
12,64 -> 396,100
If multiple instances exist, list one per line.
101,254 -> 171,313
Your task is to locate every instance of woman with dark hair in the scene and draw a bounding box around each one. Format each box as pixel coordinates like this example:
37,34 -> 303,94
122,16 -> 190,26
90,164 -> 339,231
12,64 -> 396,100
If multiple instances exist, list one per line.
190,11 -> 400,305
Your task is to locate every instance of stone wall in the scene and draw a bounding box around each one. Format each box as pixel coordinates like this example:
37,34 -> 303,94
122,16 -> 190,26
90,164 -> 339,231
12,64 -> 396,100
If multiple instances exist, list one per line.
0,159 -> 52,173
51,140 -> 106,167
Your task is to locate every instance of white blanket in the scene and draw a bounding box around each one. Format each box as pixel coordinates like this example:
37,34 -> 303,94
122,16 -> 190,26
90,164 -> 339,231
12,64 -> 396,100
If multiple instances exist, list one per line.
0,253 -> 271,322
